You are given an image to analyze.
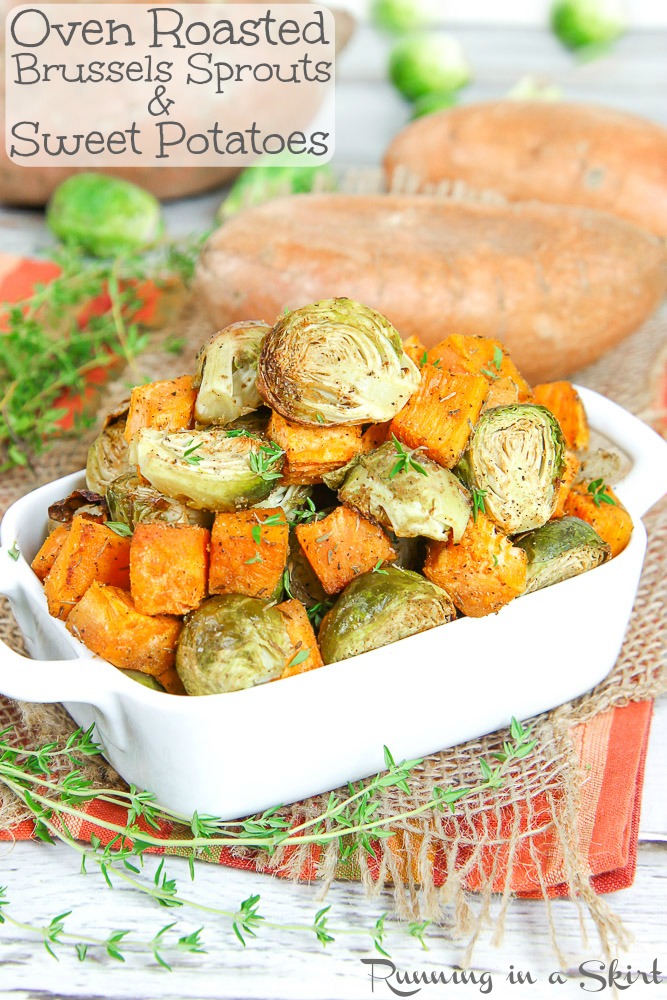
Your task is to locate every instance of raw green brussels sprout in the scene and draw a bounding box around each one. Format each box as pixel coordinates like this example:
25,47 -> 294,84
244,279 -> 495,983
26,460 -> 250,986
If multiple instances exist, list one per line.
129,428 -> 283,511
193,321 -> 269,425
514,516 -> 611,593
388,34 -> 472,102
319,567 -> 455,664
411,90 -> 458,119
47,174 -> 162,258
85,401 -> 131,495
327,442 -> 470,542
218,165 -> 336,221
370,0 -> 439,33
106,473 -> 212,530
551,0 -> 626,50
459,405 -> 565,535
257,298 -> 420,426
176,596 -> 291,695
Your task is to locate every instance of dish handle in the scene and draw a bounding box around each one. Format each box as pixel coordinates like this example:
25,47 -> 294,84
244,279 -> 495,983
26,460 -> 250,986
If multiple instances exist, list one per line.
578,386 -> 667,518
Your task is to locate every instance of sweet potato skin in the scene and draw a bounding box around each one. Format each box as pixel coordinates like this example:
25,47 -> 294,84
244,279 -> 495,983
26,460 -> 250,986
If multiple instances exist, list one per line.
31,524 -> 70,582
66,583 -> 182,675
423,512 -> 527,617
383,101 -> 667,236
130,523 -> 210,616
296,505 -> 396,594
209,507 -> 289,598
124,375 -> 197,443
564,485 -> 633,557
44,520 -> 131,620
390,367 -> 489,469
196,194 -> 667,384
267,412 -> 363,484
276,599 -> 324,677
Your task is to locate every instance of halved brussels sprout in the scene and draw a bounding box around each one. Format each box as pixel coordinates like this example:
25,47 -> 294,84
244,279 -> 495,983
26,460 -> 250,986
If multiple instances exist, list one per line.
193,321 -> 269,425
460,405 -> 565,534
257,298 -> 420,426
107,472 -> 212,530
327,442 -> 470,541
253,483 -> 313,520
129,428 -> 284,511
514,516 -> 611,593
176,595 -> 291,695
223,407 -> 271,437
285,532 -> 329,609
85,400 -> 131,494
319,567 -> 455,664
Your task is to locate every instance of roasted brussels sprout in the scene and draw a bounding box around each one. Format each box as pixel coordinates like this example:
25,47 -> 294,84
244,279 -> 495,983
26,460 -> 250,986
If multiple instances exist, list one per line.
129,428 -> 284,511
326,442 -> 470,542
176,595 -> 291,695
514,516 -> 611,593
285,532 -> 329,609
123,670 -> 166,692
223,408 -> 271,437
47,174 -> 162,257
193,321 -> 269,425
257,299 -> 420,426
107,473 -> 212,530
85,401 -> 131,494
388,34 -> 471,102
254,483 -> 313,520
459,405 -> 565,535
319,567 -> 455,664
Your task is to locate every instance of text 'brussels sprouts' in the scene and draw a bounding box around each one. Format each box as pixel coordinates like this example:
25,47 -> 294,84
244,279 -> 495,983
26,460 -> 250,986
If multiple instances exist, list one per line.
257,298 -> 420,426
514,516 -> 611,594
85,400 -> 131,495
106,472 -> 212,530
193,321 -> 269,426
129,428 -> 284,511
176,595 -> 292,695
461,405 -> 565,535
319,567 -> 456,664
327,441 -> 470,541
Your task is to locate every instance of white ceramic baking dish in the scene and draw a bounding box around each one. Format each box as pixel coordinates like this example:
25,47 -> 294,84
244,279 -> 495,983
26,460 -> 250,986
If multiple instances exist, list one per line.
0,386 -> 666,820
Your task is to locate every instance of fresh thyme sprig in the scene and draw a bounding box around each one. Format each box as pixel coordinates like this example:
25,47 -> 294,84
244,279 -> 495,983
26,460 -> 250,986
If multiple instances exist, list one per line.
471,486 -> 488,521
0,719 -> 536,965
249,442 -> 284,482
389,435 -> 428,479
587,478 -> 618,508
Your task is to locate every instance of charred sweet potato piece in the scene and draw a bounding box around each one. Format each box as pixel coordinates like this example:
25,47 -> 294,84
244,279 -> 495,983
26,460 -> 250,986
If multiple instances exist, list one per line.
209,507 -> 288,598
427,334 -> 532,400
124,375 -> 197,443
130,523 -> 210,616
423,512 -> 527,617
564,483 -> 632,557
390,366 -> 489,469
361,422 -> 391,452
44,519 -> 131,620
277,599 -> 324,677
155,665 -> 188,695
552,451 -> 581,519
267,412 -> 363,484
31,524 -> 71,582
296,505 -> 396,595
66,583 -> 181,675
532,381 -> 590,452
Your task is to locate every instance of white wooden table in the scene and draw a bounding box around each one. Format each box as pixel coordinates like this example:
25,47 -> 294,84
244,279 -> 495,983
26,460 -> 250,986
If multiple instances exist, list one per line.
1,22 -> 666,1000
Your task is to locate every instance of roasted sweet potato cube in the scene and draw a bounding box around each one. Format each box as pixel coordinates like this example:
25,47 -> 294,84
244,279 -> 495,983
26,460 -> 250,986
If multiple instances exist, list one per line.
483,375 -> 520,410
155,666 -> 188,695
533,381 -> 590,452
564,484 -> 632,557
361,422 -> 391,452
296,506 -> 396,594
276,599 -> 324,678
31,524 -> 70,582
402,334 -> 428,366
390,367 -> 489,469
66,583 -> 181,675
267,411 -> 362,484
130,523 -> 210,615
423,512 -> 527,617
124,375 -> 197,443
209,507 -> 288,598
427,334 -> 532,401
44,519 -> 131,620
552,451 -> 581,519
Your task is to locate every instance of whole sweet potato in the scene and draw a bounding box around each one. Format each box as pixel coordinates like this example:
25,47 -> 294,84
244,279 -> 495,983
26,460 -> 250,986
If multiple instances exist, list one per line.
384,102 -> 667,236
194,194 -> 667,383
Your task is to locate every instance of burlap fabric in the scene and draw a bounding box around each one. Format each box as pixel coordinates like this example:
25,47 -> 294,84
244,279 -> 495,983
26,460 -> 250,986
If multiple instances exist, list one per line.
0,282 -> 665,962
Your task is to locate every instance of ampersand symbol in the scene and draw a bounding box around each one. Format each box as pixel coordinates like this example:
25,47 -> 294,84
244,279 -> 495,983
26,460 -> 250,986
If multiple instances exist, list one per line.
148,85 -> 174,117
